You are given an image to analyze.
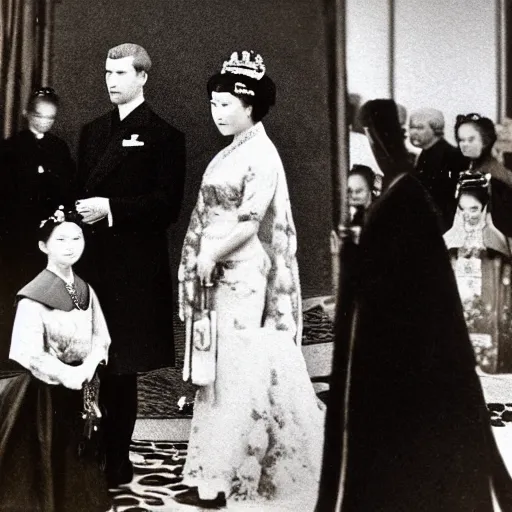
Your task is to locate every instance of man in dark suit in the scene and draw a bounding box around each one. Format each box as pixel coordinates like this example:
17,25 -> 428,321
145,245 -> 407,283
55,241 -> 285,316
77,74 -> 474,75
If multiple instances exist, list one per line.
75,43 -> 186,487
409,108 -> 468,231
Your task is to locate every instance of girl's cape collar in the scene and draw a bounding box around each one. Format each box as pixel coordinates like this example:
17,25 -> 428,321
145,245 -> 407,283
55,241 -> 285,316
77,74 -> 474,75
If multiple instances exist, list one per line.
444,210 -> 511,258
17,269 -> 88,311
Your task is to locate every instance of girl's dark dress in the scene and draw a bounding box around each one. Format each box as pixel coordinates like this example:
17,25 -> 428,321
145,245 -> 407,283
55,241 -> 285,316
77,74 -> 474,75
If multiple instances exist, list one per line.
0,270 -> 111,511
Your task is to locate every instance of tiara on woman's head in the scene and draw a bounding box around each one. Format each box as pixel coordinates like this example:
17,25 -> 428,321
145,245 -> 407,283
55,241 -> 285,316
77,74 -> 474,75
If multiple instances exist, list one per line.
221,51 -> 266,80
455,171 -> 490,199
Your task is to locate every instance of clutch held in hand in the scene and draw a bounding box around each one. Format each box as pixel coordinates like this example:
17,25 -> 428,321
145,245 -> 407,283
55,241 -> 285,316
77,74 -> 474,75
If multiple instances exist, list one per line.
193,282 -> 214,351
184,282 -> 218,386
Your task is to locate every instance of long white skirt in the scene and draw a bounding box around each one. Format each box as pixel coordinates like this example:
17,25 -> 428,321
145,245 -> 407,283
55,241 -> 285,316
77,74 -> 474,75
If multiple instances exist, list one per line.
182,251 -> 325,508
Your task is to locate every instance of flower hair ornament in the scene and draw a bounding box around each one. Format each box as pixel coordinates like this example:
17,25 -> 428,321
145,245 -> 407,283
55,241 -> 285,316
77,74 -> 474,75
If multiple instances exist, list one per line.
40,206 -> 66,228
39,206 -> 84,229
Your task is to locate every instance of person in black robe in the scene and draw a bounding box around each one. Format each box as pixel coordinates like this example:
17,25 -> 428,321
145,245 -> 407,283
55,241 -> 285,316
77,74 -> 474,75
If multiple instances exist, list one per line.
0,87 -> 75,373
316,99 -> 512,512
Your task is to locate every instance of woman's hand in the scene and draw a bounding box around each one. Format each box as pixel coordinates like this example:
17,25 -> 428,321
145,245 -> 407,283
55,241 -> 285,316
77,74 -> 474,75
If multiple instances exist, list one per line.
196,250 -> 217,285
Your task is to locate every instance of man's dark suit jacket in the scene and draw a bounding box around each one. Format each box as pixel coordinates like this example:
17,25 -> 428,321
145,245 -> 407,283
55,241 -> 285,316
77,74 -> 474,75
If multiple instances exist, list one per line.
415,138 -> 468,231
76,102 -> 186,374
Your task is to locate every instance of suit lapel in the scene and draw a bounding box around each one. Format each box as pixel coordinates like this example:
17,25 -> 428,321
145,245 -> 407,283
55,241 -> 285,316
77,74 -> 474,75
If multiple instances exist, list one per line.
86,103 -> 151,192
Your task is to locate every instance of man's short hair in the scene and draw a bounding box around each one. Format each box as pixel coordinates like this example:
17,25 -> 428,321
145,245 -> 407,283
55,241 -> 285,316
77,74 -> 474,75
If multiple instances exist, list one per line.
410,108 -> 445,137
107,43 -> 152,73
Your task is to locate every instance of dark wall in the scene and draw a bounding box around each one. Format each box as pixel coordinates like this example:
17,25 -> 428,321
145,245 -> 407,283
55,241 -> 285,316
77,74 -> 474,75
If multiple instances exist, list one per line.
52,0 -> 333,298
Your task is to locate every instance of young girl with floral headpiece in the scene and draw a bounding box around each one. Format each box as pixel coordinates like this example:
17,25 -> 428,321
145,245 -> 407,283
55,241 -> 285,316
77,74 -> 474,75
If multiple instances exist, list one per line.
0,208 -> 112,511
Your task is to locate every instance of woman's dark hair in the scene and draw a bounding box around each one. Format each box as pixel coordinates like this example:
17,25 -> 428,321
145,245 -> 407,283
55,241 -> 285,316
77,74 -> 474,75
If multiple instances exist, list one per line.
207,72 -> 276,123
457,173 -> 490,208
454,113 -> 497,161
38,209 -> 84,243
27,87 -> 59,114
349,164 -> 377,195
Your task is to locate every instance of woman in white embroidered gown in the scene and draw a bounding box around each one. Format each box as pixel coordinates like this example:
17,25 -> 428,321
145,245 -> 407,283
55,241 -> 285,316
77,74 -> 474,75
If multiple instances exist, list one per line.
175,51 -> 325,509
444,175 -> 512,373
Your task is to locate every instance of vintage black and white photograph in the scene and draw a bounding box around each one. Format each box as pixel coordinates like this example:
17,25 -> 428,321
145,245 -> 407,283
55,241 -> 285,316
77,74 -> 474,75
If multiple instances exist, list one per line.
1,0 -> 512,510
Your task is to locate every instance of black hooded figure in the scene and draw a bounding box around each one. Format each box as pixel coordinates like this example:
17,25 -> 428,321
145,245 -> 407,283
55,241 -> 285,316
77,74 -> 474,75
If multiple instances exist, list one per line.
316,99 -> 512,512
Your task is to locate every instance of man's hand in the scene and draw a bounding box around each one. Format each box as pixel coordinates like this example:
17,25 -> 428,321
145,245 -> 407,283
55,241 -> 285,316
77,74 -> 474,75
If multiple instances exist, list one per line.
76,197 -> 110,225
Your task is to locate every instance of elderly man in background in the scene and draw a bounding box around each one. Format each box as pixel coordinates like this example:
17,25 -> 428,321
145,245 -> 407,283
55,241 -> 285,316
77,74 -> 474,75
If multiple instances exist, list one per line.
409,107 -> 468,231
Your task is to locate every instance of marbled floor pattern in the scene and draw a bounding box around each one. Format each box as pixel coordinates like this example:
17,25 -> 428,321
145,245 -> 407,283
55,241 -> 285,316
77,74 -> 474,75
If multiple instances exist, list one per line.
111,439 -> 317,511
112,403 -> 512,512
110,440 -> 189,511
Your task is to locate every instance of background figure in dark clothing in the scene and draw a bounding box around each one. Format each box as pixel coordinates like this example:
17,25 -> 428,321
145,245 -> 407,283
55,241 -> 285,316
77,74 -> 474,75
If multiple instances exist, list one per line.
0,88 -> 75,373
316,99 -> 512,512
347,164 -> 378,229
455,112 -> 512,237
409,108 -> 468,231
75,43 -> 186,488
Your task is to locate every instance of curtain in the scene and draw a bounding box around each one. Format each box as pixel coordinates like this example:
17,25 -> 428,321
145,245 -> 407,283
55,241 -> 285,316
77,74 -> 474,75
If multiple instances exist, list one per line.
0,0 -> 54,140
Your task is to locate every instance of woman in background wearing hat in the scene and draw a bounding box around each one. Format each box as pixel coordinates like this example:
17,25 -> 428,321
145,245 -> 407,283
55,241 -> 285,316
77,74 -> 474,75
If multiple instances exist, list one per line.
456,113 -> 512,237
176,51 -> 324,509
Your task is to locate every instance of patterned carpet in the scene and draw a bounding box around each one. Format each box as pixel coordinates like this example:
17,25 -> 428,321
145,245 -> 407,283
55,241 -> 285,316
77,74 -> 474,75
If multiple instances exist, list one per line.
111,440 -> 189,511
115,404 -> 512,511
488,402 -> 512,426
113,441 -> 316,511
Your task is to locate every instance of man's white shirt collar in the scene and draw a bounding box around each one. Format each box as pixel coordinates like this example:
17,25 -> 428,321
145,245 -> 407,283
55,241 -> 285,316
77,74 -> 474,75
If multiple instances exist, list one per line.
118,95 -> 145,121
29,127 -> 44,139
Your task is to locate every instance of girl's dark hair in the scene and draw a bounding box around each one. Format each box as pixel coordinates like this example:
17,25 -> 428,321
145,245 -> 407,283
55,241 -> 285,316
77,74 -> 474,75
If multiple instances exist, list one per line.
454,113 -> 497,161
457,174 -> 490,208
38,209 -> 84,243
207,73 -> 276,123
27,87 -> 59,113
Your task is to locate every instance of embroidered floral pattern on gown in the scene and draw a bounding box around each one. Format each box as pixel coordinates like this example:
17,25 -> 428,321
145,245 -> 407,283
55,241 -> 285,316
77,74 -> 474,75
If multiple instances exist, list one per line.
445,208 -> 512,373
179,123 -> 324,505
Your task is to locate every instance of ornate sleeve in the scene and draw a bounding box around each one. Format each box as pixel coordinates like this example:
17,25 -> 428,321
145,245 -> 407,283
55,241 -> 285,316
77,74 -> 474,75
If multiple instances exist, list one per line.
179,189 -> 205,321
9,299 -> 45,371
9,299 -> 61,385
90,287 -> 111,365
237,161 -> 278,223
